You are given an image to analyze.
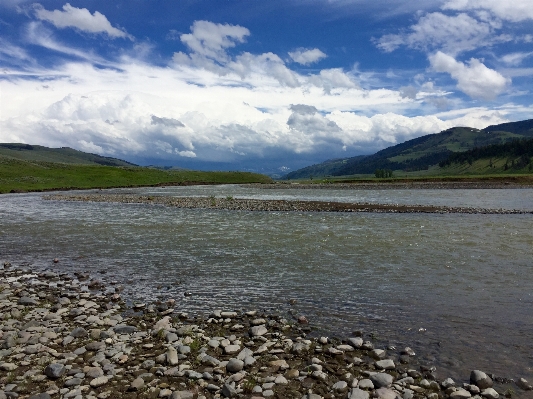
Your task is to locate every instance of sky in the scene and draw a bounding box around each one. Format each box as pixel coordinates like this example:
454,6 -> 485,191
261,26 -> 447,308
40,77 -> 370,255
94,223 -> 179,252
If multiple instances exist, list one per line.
1,0 -> 532,174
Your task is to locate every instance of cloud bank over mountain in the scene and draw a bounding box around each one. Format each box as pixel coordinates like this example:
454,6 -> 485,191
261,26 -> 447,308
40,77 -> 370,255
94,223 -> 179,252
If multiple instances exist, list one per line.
1,1 -> 531,171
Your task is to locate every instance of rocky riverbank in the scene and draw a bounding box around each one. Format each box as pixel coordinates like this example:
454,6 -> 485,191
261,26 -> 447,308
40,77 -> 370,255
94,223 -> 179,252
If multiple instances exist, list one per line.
1,262 -> 532,399
44,194 -> 532,214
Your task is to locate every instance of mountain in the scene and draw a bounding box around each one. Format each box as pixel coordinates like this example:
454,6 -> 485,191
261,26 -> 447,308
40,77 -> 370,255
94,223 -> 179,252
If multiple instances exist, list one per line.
0,144 -> 137,167
284,119 -> 533,179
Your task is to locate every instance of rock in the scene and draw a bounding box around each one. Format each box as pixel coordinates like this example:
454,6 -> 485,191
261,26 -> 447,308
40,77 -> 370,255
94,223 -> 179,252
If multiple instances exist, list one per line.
348,337 -> 363,348
113,325 -> 137,334
249,325 -> 268,336
347,388 -> 370,399
201,355 -> 220,366
301,394 -> 322,399
370,373 -> 394,389
70,327 -> 88,338
298,315 -> 309,324
86,367 -> 104,378
332,380 -> 348,392
224,344 -> 241,354
64,378 -> 82,387
375,388 -> 401,399
85,341 -> 106,351
286,369 -> 299,379
226,358 -> 244,373
442,378 -> 456,388
517,378 -> 533,390
18,296 -> 38,306
28,394 -> 52,399
44,363 -> 65,379
358,379 -> 374,390
221,383 -> 238,397
0,363 -> 18,371
171,392 -> 194,399
269,359 -> 289,371
275,374 -> 288,385
375,359 -> 395,370
480,388 -> 499,399
176,325 -> 195,336
470,370 -> 493,389
90,376 -> 109,388
167,346 -> 179,366
449,388 -> 472,399
166,333 -> 179,343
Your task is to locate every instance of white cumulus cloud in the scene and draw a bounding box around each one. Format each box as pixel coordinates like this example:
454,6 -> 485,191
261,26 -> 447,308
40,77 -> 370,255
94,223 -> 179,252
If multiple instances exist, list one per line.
429,51 -> 510,100
288,48 -> 327,65
377,12 -> 507,55
33,3 -> 132,39
443,0 -> 533,22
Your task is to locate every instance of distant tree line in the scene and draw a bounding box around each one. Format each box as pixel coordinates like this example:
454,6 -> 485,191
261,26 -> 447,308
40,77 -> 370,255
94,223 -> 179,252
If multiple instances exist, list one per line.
439,138 -> 533,169
375,169 -> 393,178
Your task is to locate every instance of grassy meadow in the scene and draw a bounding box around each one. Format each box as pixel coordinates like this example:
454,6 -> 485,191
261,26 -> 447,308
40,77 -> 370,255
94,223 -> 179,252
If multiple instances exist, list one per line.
0,157 -> 272,194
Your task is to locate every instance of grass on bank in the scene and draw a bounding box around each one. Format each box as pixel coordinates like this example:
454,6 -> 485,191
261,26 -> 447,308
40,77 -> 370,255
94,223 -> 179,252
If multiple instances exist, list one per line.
287,156 -> 533,184
0,157 -> 272,194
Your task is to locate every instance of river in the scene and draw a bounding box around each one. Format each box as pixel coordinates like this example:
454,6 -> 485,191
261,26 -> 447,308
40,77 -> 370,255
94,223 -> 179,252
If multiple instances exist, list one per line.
1,185 -> 532,386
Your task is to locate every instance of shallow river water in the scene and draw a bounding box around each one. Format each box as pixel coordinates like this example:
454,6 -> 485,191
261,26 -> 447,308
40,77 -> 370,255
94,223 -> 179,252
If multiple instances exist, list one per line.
1,185 -> 532,386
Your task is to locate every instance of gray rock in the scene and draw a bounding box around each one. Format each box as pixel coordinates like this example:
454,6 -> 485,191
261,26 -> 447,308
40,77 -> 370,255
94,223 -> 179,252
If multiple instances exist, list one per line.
442,378 -> 456,388
480,388 -> 499,399
85,341 -> 106,352
166,346 -> 179,366
358,379 -> 374,390
171,392 -> 194,399
226,358 -> 244,373
113,325 -> 137,334
470,370 -> 493,389
375,388 -> 401,399
18,296 -> 38,306
44,363 -> 65,379
348,337 -> 363,348
348,388 -> 370,399
221,383 -> 237,397
85,367 -> 104,378
165,333 -> 178,343
64,378 -> 82,387
376,359 -> 395,370
28,394 -> 52,399
449,388 -> 472,399
201,355 -> 220,366
176,325 -> 195,336
249,325 -> 268,336
90,376 -> 108,388
332,380 -> 348,392
517,378 -> 533,390
301,394 -> 323,399
370,373 -> 394,389
70,327 -> 88,338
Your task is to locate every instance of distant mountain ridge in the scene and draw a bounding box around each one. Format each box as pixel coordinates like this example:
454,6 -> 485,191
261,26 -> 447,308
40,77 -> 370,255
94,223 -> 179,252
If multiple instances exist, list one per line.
0,143 -> 137,167
284,119 -> 533,179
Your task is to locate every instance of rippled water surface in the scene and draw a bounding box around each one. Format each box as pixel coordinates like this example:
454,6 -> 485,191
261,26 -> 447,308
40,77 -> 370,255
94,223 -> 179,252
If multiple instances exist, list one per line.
1,185 -> 532,386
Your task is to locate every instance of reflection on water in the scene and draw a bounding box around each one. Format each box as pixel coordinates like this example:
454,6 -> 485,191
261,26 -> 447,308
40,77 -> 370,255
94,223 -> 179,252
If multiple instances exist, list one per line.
0,186 -> 532,385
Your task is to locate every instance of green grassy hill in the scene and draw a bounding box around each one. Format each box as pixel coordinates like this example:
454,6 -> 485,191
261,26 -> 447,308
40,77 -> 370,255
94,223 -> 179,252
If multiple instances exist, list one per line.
0,143 -> 137,166
0,158 -> 272,193
285,119 -> 533,179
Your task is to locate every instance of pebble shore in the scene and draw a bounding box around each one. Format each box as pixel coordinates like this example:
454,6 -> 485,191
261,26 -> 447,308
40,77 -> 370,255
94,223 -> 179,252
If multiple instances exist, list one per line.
44,194 -> 532,214
1,262 -> 532,399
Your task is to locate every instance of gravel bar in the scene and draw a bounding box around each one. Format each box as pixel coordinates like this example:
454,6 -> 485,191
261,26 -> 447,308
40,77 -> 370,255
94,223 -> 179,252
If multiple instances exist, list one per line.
1,262 -> 532,399
45,194 -> 532,215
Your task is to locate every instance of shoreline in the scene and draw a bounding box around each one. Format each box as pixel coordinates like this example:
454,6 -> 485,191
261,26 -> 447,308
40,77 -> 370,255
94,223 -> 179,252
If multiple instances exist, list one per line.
44,194 -> 533,215
4,176 -> 533,195
1,262 -> 531,399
